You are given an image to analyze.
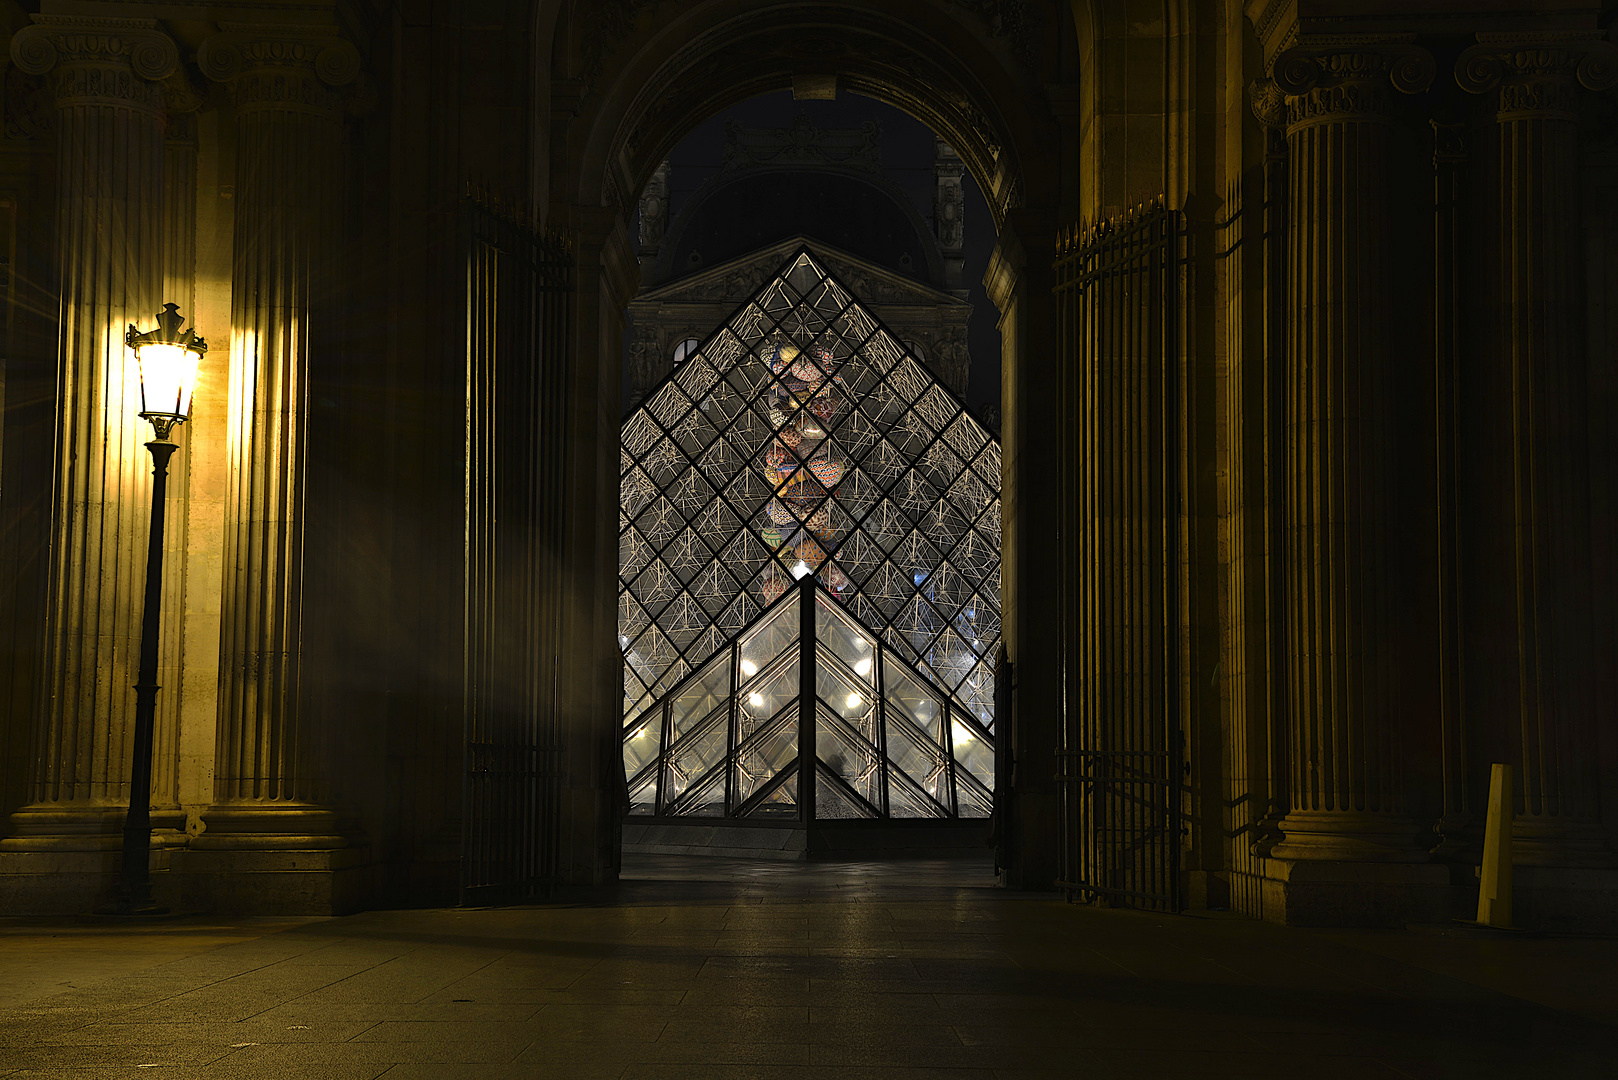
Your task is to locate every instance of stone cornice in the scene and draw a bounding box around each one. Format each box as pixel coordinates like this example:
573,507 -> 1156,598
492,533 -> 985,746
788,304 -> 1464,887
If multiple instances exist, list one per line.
197,23 -> 360,119
9,15 -> 179,114
1247,2 -> 1607,67
1456,30 -> 1618,120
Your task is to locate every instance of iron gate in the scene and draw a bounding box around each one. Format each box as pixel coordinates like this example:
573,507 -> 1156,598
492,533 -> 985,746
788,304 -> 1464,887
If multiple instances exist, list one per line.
460,193 -> 573,904
1053,198 -> 1184,913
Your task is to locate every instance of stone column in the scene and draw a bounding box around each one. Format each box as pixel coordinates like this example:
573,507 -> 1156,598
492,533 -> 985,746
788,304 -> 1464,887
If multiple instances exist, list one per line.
559,205 -> 639,885
1,17 -> 177,861
1430,119 -> 1472,859
152,101 -> 202,836
1269,41 -> 1434,863
190,26 -> 358,855
1457,33 -> 1618,866
985,207 -> 1059,890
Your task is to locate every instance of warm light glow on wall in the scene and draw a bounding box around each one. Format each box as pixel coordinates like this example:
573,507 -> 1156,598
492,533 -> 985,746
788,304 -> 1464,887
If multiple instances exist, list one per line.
226,329 -> 257,462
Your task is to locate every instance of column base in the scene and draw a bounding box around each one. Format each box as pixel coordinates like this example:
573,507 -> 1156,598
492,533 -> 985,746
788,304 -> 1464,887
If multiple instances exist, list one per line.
1513,816 -> 1615,868
170,845 -> 373,915
2,804 -> 186,851
0,847 -> 182,914
1429,812 -> 1480,863
175,804 -> 372,914
1269,809 -> 1429,862
1509,865 -> 1618,931
1244,857 -> 1456,927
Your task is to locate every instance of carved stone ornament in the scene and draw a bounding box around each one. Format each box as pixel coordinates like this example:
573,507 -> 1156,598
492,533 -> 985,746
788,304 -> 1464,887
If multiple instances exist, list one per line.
721,115 -> 883,176
578,0 -> 654,95
197,24 -> 361,118
639,160 -> 670,251
3,69 -> 53,140
1455,31 -> 1618,121
1248,77 -> 1286,130
940,0 -> 1038,68
1272,37 -> 1435,127
9,15 -> 180,114
934,140 -> 965,253
1431,120 -> 1465,165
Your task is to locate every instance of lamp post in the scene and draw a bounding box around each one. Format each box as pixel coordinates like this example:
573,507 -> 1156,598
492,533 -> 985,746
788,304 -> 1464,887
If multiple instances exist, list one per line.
112,303 -> 206,914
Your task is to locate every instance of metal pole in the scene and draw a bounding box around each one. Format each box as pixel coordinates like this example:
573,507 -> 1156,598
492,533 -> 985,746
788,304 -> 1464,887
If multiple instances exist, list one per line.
115,436 -> 177,913
798,574 -> 816,822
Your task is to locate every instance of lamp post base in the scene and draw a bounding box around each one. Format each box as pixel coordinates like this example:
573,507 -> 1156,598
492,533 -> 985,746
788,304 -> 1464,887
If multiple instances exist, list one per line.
93,883 -> 170,917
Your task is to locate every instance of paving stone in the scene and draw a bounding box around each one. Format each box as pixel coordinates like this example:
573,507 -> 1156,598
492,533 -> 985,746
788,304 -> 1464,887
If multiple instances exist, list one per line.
0,855 -> 1613,1079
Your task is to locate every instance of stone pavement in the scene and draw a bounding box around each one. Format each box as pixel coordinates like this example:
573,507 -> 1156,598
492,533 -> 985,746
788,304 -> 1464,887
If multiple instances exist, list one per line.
0,855 -> 1615,1079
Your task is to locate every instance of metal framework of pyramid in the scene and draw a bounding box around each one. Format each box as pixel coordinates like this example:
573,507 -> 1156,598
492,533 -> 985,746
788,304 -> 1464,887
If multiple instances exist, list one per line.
619,250 -> 1001,820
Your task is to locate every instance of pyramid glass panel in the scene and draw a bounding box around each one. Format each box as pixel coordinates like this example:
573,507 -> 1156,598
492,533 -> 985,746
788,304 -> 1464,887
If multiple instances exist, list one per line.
619,250 -> 1000,821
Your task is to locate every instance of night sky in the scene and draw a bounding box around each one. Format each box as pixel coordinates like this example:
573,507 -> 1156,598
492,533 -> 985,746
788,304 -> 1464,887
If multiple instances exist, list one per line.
633,90 -> 1001,416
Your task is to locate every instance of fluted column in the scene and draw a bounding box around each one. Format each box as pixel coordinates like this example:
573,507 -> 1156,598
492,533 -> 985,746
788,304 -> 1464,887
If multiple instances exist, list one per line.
193,26 -> 358,846
1270,42 -> 1433,862
2,17 -> 177,850
151,104 -> 201,829
1457,33 -> 1618,866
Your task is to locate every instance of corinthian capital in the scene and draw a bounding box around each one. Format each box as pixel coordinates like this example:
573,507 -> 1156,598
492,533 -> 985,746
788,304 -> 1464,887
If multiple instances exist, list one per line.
1271,36 -> 1435,128
1456,31 -> 1618,120
9,15 -> 179,113
196,24 -> 360,118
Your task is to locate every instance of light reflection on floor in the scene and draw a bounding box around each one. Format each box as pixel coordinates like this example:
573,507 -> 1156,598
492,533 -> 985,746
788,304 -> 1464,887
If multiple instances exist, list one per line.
619,853 -> 999,889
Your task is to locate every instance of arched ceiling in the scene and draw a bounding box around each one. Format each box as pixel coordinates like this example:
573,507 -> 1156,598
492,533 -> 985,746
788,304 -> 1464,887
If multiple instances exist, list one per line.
556,1 -> 1063,231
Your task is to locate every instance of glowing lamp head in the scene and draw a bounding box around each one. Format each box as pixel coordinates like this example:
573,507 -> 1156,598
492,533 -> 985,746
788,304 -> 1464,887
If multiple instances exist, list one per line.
126,304 -> 206,440
790,560 -> 811,579
854,657 -> 872,678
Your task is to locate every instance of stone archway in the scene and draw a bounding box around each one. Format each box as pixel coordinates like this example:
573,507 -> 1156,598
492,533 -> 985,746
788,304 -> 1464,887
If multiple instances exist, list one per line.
539,0 -> 1074,888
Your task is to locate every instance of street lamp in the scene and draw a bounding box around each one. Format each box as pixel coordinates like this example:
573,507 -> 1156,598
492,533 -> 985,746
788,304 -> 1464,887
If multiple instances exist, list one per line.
111,303 -> 206,913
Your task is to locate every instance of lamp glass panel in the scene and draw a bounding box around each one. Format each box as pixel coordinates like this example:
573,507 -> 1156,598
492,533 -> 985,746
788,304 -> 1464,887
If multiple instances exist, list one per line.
136,342 -> 200,420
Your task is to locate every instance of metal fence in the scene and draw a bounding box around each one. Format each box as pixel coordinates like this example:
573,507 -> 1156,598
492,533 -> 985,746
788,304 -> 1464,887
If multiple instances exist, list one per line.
460,194 -> 573,904
1053,198 -> 1184,913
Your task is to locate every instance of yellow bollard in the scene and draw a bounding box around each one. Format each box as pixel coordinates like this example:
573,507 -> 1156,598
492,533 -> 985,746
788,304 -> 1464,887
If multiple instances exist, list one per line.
1476,763 -> 1513,928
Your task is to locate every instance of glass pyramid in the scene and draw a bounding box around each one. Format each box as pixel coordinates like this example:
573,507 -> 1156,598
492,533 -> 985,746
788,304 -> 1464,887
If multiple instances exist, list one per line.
620,249 -> 1001,820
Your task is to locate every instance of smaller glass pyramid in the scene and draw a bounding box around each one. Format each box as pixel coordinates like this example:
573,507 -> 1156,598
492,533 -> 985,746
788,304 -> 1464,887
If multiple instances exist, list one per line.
625,575 -> 994,820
